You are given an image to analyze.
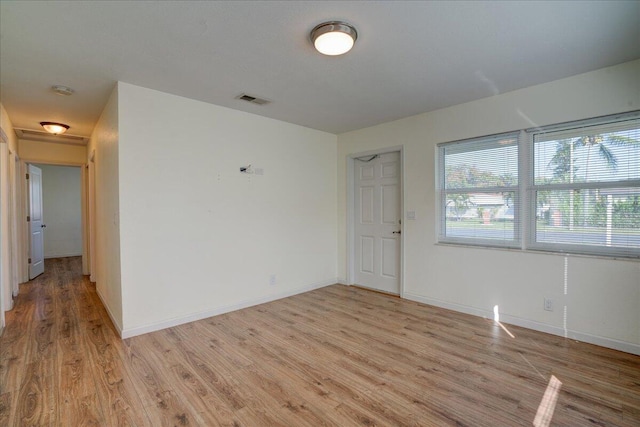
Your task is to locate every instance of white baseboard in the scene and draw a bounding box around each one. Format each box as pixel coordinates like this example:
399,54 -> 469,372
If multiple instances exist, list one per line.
120,278 -> 338,339
96,287 -> 123,336
404,292 -> 640,356
45,253 -> 82,259
337,277 -> 349,285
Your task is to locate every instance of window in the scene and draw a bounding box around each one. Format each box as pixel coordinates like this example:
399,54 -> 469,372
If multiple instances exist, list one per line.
437,111 -> 640,258
438,132 -> 520,247
529,114 -> 640,257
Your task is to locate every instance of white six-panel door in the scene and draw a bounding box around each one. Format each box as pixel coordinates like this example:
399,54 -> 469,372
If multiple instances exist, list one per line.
28,164 -> 45,279
354,151 -> 401,294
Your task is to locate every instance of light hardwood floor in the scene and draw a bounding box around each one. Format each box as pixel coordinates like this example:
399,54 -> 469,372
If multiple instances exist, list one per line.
1,257 -> 639,426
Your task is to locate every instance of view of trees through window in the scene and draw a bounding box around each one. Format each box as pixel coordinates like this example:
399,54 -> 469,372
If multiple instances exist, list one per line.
533,123 -> 640,251
441,134 -> 519,245
439,113 -> 640,257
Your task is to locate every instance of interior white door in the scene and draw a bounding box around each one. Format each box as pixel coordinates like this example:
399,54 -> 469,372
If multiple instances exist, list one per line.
354,151 -> 401,294
28,164 -> 45,279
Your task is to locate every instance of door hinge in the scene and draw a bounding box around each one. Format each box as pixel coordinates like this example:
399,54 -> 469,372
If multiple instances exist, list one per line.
26,173 -> 29,179
27,215 -> 30,222
28,258 -> 32,264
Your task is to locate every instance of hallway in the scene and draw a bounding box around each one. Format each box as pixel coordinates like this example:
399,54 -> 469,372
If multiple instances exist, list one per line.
0,257 -> 145,425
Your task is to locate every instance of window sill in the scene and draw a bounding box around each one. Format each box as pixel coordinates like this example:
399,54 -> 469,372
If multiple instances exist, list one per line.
434,241 -> 640,262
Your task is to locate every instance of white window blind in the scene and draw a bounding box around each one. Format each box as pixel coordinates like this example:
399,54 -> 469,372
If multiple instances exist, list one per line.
529,114 -> 640,257
439,132 -> 520,247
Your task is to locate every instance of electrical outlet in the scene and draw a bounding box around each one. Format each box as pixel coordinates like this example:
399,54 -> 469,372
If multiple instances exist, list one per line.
544,298 -> 553,312
269,274 -> 276,286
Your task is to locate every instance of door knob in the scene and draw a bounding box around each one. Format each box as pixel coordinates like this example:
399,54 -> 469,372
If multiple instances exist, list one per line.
392,230 -> 401,234
41,224 -> 46,228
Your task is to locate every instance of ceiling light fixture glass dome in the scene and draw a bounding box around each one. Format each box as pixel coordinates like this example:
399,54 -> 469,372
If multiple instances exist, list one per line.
40,121 -> 70,135
311,21 -> 357,56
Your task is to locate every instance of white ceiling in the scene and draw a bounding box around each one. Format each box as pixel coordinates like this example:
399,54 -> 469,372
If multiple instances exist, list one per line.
1,1 -> 639,137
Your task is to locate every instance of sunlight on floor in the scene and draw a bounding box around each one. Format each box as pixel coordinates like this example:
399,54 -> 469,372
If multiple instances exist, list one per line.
493,305 -> 515,338
493,304 -> 563,426
533,375 -> 563,427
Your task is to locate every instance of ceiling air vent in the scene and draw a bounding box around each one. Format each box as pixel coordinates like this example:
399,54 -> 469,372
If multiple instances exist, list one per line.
236,93 -> 271,106
15,128 -> 89,145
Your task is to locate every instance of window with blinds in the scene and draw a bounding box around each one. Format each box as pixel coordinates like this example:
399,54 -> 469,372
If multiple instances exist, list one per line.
529,114 -> 640,257
438,132 -> 520,247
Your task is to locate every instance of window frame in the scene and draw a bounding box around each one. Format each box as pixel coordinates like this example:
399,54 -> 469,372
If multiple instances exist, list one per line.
436,111 -> 640,259
438,131 -> 521,248
526,112 -> 640,259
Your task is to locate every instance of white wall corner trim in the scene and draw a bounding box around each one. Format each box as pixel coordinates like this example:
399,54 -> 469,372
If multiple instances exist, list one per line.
404,292 -> 640,356
121,278 -> 339,339
96,287 -> 123,337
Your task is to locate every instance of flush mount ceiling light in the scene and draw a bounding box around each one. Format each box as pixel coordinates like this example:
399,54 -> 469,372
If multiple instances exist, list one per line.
310,21 -> 357,56
40,121 -> 70,135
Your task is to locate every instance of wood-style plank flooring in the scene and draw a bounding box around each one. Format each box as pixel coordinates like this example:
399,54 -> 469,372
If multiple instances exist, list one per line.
1,257 -> 639,426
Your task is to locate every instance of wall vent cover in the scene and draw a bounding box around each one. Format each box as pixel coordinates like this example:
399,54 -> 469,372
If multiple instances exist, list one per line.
15,128 -> 89,145
236,93 -> 271,105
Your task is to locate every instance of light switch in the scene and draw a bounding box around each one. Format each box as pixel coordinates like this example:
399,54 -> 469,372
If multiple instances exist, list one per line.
406,210 -> 416,220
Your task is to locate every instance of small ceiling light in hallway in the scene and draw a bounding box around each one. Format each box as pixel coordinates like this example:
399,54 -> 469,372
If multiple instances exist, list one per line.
51,85 -> 74,96
310,21 -> 357,56
40,121 -> 70,135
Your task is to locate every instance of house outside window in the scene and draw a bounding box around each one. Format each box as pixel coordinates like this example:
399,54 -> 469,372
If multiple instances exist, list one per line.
438,111 -> 640,259
438,132 -> 520,248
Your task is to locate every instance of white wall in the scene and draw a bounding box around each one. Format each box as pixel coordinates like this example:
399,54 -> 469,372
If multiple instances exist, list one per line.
36,164 -> 82,258
0,102 -> 20,332
0,104 -> 18,162
338,59 -> 640,354
19,139 -> 86,165
87,86 -> 123,331
117,82 -> 338,336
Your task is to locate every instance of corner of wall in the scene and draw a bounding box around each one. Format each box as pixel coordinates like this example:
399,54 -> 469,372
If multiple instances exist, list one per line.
0,103 -> 18,153
88,83 -> 123,332
0,102 -> 18,331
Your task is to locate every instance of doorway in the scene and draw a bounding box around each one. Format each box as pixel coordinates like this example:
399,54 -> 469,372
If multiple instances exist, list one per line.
348,148 -> 403,295
27,163 -> 83,279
